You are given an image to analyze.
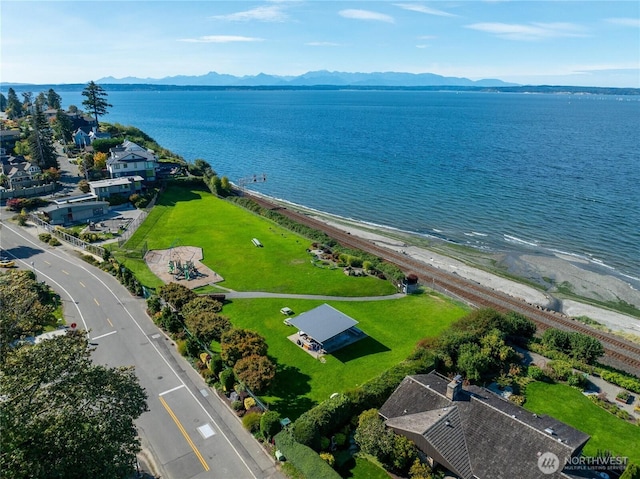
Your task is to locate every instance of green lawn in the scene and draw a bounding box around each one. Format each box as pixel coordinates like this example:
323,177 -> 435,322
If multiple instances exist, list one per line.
118,185 -> 470,417
524,381 -> 640,463
118,185 -> 395,296
223,293 -> 467,419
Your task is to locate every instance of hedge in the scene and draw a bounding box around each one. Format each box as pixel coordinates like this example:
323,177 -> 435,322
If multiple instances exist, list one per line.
274,431 -> 341,479
291,357 -> 433,451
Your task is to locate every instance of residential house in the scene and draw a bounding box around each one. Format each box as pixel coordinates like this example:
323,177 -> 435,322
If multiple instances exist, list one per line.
107,140 -> 157,181
42,201 -> 109,225
379,371 -> 592,479
0,129 -> 22,153
1,155 -> 42,189
66,111 -> 97,132
89,175 -> 143,200
73,128 -> 92,148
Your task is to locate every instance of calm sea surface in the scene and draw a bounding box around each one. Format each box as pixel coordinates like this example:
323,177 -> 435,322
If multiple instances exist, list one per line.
59,89 -> 640,283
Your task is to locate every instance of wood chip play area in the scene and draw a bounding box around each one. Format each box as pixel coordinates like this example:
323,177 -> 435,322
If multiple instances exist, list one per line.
144,246 -> 223,289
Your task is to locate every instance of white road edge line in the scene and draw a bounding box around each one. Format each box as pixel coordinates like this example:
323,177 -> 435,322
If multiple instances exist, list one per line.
159,384 -> 186,397
3,223 -> 258,479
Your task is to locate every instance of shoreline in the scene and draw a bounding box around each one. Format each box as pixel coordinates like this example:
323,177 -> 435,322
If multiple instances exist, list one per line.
247,190 -> 640,339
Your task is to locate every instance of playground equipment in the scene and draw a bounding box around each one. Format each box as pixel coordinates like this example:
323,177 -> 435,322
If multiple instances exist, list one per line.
168,258 -> 203,281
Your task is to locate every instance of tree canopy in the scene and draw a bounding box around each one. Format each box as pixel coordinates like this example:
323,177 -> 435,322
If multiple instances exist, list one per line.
0,331 -> 148,479
28,102 -> 58,169
81,81 -> 112,125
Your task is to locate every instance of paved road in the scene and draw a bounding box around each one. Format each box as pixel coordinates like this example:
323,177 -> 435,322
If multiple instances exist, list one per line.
0,218 -> 282,479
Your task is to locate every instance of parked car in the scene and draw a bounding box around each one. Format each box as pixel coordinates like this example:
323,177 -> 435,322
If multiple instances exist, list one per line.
0,259 -> 16,268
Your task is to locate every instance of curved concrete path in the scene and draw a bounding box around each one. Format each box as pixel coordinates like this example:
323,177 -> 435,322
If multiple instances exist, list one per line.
220,290 -> 406,301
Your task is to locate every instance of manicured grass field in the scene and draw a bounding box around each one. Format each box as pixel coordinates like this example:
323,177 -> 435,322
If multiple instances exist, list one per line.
222,293 -> 468,418
119,185 -> 395,296
524,381 -> 640,463
119,185 -> 470,418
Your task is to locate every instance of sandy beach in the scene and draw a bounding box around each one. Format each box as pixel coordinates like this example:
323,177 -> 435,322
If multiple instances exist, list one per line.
261,198 -> 640,339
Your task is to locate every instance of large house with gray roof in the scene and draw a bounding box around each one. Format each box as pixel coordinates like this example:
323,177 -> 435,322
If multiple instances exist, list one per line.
379,371 -> 594,479
107,140 -> 158,181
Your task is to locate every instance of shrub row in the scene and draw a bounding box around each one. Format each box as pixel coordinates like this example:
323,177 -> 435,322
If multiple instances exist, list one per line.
274,431 -> 341,479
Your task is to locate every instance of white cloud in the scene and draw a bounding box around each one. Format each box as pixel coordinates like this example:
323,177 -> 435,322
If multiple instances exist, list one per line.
210,5 -> 289,22
305,41 -> 340,47
466,22 -> 587,41
179,35 -> 264,43
339,9 -> 395,24
606,17 -> 640,28
394,3 -> 456,17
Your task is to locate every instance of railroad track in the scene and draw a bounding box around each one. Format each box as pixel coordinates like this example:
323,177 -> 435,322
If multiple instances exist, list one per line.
247,194 -> 640,376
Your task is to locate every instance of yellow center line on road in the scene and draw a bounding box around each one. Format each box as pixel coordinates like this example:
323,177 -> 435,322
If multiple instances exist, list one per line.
79,281 -> 86,287
159,396 -> 209,472
62,270 -> 69,275
44,260 -> 51,265
106,318 -> 113,327
94,298 -> 100,306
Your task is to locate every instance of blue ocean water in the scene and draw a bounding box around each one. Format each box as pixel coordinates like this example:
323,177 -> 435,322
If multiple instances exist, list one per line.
59,89 -> 639,283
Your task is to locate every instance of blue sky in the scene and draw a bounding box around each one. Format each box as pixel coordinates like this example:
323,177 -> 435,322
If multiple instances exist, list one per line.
1,1 -> 639,87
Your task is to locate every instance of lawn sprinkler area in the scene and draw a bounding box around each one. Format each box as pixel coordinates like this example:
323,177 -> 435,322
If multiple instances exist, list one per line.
144,246 -> 223,289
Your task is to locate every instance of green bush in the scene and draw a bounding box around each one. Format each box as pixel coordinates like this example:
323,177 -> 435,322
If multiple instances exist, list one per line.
599,369 -> 640,394
231,400 -> 243,411
38,233 -> 52,243
209,354 -> 224,376
274,431 -> 342,479
292,394 -> 353,450
242,412 -> 262,433
527,365 -> 547,381
260,411 -> 282,441
333,433 -> 346,447
48,237 -> 61,246
220,368 -> 235,392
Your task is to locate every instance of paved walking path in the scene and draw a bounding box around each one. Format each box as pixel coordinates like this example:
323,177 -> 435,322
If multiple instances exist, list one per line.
220,289 -> 406,301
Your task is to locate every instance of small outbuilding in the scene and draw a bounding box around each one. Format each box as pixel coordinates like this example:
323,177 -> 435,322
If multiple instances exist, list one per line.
288,303 -> 365,354
42,201 -> 109,226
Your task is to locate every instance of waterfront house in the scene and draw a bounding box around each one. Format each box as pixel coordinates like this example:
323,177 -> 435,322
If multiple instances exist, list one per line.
89,175 -> 143,200
107,140 -> 158,181
379,371 -> 591,479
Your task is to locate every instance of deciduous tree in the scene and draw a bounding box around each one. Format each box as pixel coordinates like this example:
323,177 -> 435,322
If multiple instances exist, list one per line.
0,331 -> 148,479
220,328 -> 268,366
184,311 -> 231,344
233,354 -> 276,393
0,269 -> 55,363
354,409 -> 394,463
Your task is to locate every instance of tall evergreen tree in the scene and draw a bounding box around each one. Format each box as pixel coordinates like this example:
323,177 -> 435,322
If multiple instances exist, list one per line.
53,109 -> 74,143
21,91 -> 33,112
0,93 -> 7,112
81,81 -> 112,126
6,88 -> 22,119
35,92 -> 47,108
28,102 -> 58,169
47,88 -> 62,110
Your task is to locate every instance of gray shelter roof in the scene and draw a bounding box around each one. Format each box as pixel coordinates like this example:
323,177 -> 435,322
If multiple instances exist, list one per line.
288,303 -> 358,345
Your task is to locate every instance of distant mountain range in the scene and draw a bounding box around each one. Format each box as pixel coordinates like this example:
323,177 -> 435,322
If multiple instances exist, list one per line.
96,70 -> 519,87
